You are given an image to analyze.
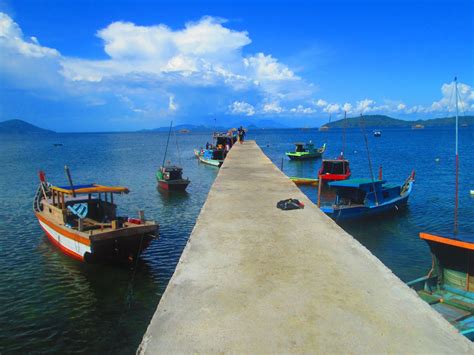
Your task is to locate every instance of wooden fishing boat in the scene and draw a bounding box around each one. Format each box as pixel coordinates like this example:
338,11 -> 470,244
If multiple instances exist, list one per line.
156,121 -> 190,191
289,177 -> 319,186
33,172 -> 158,263
320,172 -> 415,220
318,158 -> 351,182
407,233 -> 474,340
156,166 -> 190,191
194,148 -> 224,167
408,78 -> 473,340
286,142 -> 326,160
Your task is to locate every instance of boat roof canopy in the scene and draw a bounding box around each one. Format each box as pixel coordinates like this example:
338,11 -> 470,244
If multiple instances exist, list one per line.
50,184 -> 129,195
420,232 -> 474,250
329,178 -> 385,188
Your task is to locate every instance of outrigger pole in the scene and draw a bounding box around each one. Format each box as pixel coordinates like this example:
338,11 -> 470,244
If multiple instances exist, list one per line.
454,77 -> 459,235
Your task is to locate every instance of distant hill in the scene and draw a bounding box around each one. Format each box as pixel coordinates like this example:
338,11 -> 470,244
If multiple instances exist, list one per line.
0,119 -> 55,134
324,115 -> 474,129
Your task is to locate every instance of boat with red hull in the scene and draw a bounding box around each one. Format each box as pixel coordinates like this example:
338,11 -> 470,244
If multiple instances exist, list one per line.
33,172 -> 158,263
156,166 -> 190,191
318,158 -> 351,182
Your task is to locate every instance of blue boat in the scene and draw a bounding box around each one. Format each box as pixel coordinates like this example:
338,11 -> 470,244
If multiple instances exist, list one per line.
320,173 -> 415,220
407,232 -> 474,341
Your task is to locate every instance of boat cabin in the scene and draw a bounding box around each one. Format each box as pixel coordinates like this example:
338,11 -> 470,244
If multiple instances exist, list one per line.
328,179 -> 401,207
41,184 -> 130,232
319,159 -> 351,181
160,166 -> 184,181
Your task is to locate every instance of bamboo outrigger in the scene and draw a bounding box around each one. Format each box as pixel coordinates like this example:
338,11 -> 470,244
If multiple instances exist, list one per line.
33,170 -> 158,263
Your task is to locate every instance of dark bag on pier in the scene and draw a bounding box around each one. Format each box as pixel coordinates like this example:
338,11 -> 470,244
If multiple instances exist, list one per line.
276,198 -> 304,210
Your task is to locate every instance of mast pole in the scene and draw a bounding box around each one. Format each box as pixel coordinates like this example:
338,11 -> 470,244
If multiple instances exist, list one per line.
454,77 -> 459,234
162,121 -> 173,167
360,114 -> 379,206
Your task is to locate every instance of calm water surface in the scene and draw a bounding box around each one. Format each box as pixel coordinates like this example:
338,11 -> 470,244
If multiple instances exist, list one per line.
0,127 -> 473,353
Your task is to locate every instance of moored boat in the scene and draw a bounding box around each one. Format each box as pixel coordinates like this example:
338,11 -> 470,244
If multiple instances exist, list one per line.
318,158 -> 351,182
286,142 -> 326,160
320,172 -> 415,220
408,78 -> 473,340
156,121 -> 190,191
194,148 -> 224,167
407,232 -> 474,340
289,176 -> 319,186
373,130 -> 382,137
156,166 -> 190,191
34,171 -> 158,263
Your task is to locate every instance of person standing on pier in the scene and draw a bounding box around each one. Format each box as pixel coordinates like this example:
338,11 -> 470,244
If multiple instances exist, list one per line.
238,126 -> 246,143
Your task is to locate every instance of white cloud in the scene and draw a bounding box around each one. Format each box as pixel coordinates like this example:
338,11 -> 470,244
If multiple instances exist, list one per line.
342,103 -> 352,113
244,53 -> 298,82
315,99 -> 327,107
0,13 -> 59,58
397,103 -> 406,111
290,105 -> 315,114
263,101 -> 284,113
229,101 -> 255,116
355,99 -> 375,113
324,103 -> 341,114
168,95 -> 177,111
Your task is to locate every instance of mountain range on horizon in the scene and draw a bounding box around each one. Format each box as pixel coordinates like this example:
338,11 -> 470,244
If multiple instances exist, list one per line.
0,115 -> 472,134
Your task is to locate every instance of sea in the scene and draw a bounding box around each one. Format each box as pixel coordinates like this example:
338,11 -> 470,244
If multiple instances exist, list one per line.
0,127 -> 473,353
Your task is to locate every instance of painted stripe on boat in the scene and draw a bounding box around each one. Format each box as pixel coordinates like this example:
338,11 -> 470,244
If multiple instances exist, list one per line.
36,213 -> 91,246
420,232 -> 474,250
38,221 -> 89,261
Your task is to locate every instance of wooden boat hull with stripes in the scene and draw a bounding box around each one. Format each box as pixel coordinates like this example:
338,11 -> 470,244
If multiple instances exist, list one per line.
34,178 -> 158,263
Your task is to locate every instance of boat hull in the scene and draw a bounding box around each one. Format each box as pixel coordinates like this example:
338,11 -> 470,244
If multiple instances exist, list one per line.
321,195 -> 410,221
158,179 -> 190,191
289,177 -> 319,186
286,152 -> 323,160
320,173 -> 351,182
36,212 -> 156,263
194,149 -> 223,167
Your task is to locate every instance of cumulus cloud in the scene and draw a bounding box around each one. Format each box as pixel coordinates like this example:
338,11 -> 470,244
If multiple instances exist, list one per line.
229,101 -> 255,116
315,99 -> 327,107
323,103 -> 341,114
262,101 -> 284,114
290,105 -> 315,114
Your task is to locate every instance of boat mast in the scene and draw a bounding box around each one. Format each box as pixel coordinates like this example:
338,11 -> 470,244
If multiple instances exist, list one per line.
360,114 -> 379,206
162,121 -> 173,167
454,77 -> 459,234
342,111 -> 347,157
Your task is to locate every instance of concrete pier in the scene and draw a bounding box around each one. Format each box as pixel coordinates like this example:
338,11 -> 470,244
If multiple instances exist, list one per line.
139,141 -> 472,353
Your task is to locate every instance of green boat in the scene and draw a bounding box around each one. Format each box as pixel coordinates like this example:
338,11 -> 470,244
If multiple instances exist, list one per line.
286,142 -> 326,160
407,232 -> 474,341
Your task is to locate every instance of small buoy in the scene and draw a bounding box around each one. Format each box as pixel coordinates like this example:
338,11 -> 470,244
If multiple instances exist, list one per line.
435,158 -> 440,162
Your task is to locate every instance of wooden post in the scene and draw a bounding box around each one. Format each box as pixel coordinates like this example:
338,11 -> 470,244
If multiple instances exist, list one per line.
110,193 -> 114,205
317,175 -> 322,208
78,218 -> 84,232
378,166 -> 383,180
52,190 -> 56,205
139,210 -> 145,223
61,193 -> 65,210
111,220 -> 118,230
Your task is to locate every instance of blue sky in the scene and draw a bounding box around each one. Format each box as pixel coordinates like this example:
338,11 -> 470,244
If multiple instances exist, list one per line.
1,0 -> 473,131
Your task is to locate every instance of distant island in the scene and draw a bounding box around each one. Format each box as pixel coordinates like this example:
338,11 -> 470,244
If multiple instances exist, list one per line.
0,119 -> 55,134
323,115 -> 473,129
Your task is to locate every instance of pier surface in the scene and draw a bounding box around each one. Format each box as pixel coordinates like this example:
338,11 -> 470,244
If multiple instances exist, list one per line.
139,141 -> 472,353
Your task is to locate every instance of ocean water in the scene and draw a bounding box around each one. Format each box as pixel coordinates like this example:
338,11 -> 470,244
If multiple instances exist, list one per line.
0,127 -> 473,353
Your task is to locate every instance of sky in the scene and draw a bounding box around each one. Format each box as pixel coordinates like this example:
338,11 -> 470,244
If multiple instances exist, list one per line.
0,0 -> 473,131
